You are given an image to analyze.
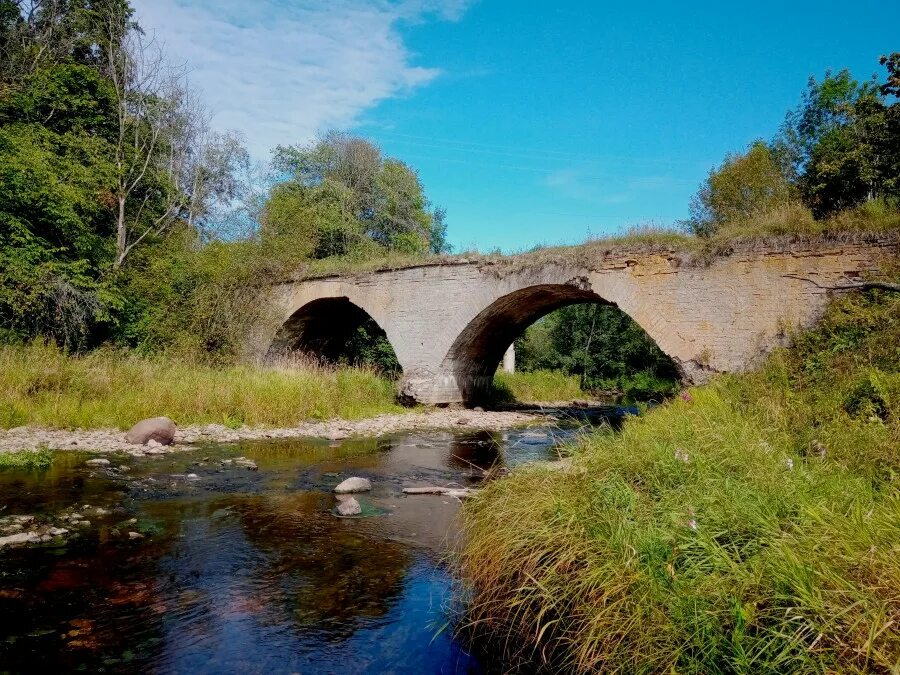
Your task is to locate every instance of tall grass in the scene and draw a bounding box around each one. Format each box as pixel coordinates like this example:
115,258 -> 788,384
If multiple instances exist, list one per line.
0,342 -> 405,429
459,273 -> 900,672
708,198 -> 900,246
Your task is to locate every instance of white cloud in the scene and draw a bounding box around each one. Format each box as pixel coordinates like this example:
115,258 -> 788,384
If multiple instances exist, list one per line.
131,0 -> 470,157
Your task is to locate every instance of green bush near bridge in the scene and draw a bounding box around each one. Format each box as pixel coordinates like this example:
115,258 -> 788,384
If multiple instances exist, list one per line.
459,275 -> 900,673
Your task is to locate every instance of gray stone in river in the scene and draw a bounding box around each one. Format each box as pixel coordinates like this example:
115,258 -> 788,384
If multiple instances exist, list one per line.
125,417 -> 176,446
336,497 -> 362,517
0,531 -> 40,548
86,458 -> 111,467
334,476 -> 372,494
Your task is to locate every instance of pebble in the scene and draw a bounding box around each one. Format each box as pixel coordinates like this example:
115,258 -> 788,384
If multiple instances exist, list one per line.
86,458 -> 111,467
128,531 -> 144,540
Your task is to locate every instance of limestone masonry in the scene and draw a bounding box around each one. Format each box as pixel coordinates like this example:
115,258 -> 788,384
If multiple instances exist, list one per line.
250,239 -> 896,404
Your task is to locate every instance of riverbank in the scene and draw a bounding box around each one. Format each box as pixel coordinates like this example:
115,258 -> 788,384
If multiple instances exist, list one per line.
0,408 -> 551,456
0,342 -> 605,435
0,342 -> 406,430
459,281 -> 900,672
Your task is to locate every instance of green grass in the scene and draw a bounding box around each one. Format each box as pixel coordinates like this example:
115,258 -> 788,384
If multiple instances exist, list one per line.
0,448 -> 53,470
493,369 -> 680,405
459,270 -> 900,673
0,342 -> 406,430
493,370 -> 588,403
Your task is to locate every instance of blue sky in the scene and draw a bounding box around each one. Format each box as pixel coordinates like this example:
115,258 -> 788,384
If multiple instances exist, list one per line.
133,0 -> 898,252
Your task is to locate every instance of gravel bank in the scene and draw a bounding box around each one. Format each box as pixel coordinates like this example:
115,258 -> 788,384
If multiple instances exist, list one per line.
0,409 -> 551,456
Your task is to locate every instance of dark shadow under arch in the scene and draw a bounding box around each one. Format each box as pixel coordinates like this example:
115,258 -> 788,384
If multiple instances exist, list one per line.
267,297 -> 400,374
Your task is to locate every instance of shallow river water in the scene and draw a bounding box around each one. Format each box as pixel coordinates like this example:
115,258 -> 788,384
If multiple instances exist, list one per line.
0,408 -> 624,673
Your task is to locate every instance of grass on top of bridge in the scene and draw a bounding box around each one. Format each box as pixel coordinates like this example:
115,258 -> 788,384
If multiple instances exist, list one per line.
458,264 -> 900,673
0,342 -> 405,430
293,200 -> 900,280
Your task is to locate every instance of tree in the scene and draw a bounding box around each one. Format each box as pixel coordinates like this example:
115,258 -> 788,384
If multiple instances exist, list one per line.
101,4 -> 247,268
779,66 -> 897,216
515,304 -> 680,399
270,131 -> 448,256
687,141 -> 793,236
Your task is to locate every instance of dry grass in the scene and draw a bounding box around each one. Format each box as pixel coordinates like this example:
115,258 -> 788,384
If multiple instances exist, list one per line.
288,205 -> 899,283
458,269 -> 900,673
0,342 -> 406,430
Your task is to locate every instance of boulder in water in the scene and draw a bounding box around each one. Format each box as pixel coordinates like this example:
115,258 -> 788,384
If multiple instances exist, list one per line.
334,477 -> 372,494
336,497 -> 362,517
125,417 -> 176,446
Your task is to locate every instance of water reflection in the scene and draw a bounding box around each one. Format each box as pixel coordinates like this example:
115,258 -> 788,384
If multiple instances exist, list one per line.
0,412 -> 621,673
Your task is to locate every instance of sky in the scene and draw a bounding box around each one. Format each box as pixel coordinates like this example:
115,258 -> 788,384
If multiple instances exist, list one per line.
131,0 -> 899,252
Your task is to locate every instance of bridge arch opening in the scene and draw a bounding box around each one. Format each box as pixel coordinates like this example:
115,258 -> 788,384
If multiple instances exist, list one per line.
267,297 -> 401,376
440,284 -> 681,405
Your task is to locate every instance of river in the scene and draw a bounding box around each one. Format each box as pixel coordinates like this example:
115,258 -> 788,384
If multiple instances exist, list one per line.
0,408 -> 625,673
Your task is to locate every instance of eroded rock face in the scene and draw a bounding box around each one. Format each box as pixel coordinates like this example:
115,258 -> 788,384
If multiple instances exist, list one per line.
334,477 -> 372,494
336,497 -> 362,517
125,417 -> 176,446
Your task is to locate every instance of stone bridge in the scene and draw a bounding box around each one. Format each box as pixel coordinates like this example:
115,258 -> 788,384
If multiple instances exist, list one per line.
249,239 -> 895,405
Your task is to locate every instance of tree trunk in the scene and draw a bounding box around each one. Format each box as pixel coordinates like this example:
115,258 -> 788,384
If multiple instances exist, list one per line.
114,196 -> 127,269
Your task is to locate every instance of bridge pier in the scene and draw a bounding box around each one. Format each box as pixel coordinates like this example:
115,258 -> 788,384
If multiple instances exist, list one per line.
398,368 -> 485,406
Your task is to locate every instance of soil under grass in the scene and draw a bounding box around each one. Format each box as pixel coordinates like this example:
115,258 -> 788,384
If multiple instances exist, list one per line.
458,270 -> 900,673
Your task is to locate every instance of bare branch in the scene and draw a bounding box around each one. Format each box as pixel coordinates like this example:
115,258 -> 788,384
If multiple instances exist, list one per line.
783,274 -> 900,292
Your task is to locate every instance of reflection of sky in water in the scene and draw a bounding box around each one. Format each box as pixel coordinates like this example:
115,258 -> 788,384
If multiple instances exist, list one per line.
0,410 -> 625,672
156,505 -> 479,673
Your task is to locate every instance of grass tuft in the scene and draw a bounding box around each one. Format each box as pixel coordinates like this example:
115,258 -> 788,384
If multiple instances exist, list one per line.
0,342 -> 406,430
0,448 -> 54,470
458,266 -> 900,673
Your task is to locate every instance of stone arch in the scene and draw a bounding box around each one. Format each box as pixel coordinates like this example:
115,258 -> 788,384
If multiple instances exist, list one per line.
266,296 -> 401,370
438,282 -> 682,404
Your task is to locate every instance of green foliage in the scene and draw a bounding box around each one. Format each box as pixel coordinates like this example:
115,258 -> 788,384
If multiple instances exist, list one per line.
340,321 -> 401,376
515,304 -> 680,401
493,370 -> 586,403
460,273 -> 900,673
687,141 -> 793,236
0,119 -> 118,346
269,131 -> 448,258
0,448 -> 53,471
688,54 -> 900,234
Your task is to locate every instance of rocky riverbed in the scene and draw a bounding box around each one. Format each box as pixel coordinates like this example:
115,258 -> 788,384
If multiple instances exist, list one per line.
0,408 -> 551,456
